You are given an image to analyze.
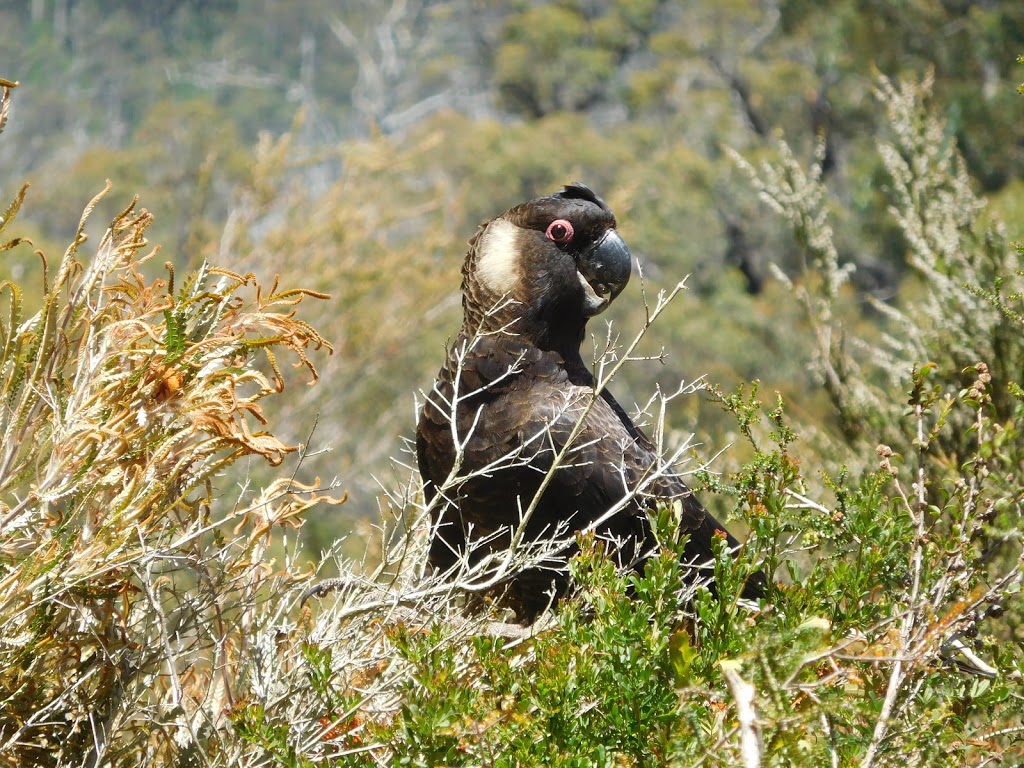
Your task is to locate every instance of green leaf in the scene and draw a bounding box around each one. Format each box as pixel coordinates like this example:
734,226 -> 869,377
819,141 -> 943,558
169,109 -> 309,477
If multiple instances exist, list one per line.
669,628 -> 698,687
164,308 -> 186,361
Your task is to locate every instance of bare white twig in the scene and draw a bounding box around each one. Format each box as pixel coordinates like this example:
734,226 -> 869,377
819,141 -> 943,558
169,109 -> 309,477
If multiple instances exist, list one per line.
720,660 -> 762,768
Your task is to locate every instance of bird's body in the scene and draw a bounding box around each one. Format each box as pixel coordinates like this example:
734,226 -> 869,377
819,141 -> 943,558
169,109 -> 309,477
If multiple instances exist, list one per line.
416,184 -> 758,620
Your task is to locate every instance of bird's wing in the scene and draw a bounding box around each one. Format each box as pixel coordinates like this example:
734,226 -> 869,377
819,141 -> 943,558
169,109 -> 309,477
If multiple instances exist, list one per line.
417,336 -> 749,583
472,340 -> 706,524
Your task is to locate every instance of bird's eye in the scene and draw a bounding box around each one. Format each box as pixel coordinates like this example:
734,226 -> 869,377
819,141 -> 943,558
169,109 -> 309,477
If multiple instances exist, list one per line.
545,219 -> 574,243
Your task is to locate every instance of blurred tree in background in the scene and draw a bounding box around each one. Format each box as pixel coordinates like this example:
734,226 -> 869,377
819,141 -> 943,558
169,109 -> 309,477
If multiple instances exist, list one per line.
2,0 -> 1023,551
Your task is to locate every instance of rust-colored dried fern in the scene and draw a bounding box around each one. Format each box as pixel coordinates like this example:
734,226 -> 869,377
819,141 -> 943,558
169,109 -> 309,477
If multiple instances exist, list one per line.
0,179 -> 341,765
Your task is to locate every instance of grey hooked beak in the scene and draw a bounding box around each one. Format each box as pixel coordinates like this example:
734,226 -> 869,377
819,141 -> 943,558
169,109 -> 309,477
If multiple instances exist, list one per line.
577,229 -> 631,316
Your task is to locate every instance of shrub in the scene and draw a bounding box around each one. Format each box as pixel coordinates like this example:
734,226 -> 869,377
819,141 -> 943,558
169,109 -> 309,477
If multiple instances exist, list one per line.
0,144 -> 341,762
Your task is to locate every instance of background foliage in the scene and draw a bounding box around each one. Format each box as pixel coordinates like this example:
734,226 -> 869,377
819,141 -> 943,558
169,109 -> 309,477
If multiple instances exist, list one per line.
3,0 -> 1023,534
1,2 -> 1023,765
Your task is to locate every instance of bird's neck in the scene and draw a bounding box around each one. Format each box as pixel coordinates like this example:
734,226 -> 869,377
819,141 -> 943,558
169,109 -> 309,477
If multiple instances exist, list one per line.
460,314 -> 586,357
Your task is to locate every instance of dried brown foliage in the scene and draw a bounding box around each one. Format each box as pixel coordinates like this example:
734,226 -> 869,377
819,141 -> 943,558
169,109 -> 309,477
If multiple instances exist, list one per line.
0,180 -> 341,765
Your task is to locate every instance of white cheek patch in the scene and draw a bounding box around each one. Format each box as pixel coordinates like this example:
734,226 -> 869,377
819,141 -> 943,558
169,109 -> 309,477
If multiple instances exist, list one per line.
475,218 -> 522,296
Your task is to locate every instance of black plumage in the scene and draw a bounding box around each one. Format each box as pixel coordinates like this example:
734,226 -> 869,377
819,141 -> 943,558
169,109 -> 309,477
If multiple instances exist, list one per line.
416,183 -> 760,621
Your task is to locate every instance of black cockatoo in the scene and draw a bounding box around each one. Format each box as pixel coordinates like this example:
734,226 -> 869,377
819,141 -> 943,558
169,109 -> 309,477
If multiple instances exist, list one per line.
416,183 -> 762,621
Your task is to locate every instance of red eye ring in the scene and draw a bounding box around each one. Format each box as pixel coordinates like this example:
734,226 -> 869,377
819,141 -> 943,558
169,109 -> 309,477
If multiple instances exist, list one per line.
545,219 -> 574,243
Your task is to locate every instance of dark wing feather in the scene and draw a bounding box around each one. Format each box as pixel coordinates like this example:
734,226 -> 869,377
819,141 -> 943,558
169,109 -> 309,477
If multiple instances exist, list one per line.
596,385 -> 748,568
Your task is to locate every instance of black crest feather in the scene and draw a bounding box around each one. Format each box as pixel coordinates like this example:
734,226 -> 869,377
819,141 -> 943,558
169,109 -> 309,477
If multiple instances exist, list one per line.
552,182 -> 609,211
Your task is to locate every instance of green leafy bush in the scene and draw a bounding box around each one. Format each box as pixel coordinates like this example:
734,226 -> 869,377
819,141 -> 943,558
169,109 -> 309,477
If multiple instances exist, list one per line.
299,376 -> 1017,767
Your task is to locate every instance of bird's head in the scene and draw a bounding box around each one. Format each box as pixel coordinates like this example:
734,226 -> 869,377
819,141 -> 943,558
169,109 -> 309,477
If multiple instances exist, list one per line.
462,183 -> 631,350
